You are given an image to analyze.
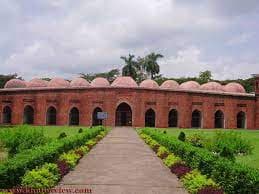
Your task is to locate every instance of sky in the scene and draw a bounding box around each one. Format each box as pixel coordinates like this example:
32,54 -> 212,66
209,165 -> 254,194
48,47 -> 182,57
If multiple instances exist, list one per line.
1,0 -> 259,80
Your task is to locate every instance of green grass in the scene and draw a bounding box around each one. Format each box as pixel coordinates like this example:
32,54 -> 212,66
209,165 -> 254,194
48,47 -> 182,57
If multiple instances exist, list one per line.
155,128 -> 259,169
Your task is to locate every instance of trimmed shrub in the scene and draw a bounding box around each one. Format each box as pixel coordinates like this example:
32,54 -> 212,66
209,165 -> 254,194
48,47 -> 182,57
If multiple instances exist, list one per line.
187,133 -> 207,148
56,160 -> 70,177
86,139 -> 97,149
149,140 -> 160,152
78,128 -> 83,133
157,146 -> 169,159
58,132 -> 67,139
197,186 -> 224,194
59,151 -> 81,169
181,170 -> 216,194
178,131 -> 186,142
171,162 -> 192,178
163,154 -> 181,168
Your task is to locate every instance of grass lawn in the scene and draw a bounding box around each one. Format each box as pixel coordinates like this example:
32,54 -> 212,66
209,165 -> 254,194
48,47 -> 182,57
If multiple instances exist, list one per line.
156,128 -> 259,169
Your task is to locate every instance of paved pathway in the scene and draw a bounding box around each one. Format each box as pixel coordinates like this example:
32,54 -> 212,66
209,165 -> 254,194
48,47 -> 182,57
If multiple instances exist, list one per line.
56,127 -> 187,194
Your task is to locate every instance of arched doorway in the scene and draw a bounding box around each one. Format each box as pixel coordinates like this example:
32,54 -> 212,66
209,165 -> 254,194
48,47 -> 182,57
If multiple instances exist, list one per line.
115,103 -> 132,126
145,108 -> 155,127
237,111 -> 246,128
92,107 -> 103,126
215,110 -> 224,128
168,109 -> 178,127
46,106 -> 57,125
69,107 -> 79,125
191,110 -> 202,128
2,106 -> 12,124
23,105 -> 34,124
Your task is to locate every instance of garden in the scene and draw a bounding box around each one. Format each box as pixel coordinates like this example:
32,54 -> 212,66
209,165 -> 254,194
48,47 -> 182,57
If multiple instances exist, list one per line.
0,125 -> 110,190
138,128 -> 259,194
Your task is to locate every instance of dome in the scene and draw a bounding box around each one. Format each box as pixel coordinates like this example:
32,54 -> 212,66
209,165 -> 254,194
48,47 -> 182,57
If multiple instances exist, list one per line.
70,78 -> 90,87
139,79 -> 159,89
200,82 -> 223,91
91,77 -> 110,87
223,82 -> 246,93
48,78 -> 70,88
4,79 -> 27,88
179,81 -> 200,90
111,76 -> 138,87
27,78 -> 48,88
160,80 -> 179,89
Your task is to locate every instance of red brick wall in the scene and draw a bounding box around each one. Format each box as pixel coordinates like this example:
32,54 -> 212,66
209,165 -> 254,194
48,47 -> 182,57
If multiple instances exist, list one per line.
0,88 -> 257,129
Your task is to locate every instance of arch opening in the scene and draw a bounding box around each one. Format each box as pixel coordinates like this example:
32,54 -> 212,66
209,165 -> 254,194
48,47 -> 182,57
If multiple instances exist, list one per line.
92,107 -> 103,126
46,106 -> 57,125
69,107 -> 79,125
191,110 -> 202,128
237,111 -> 246,129
145,108 -> 156,127
23,105 -> 34,124
115,103 -> 132,126
168,109 -> 178,127
2,106 -> 12,124
215,110 -> 224,128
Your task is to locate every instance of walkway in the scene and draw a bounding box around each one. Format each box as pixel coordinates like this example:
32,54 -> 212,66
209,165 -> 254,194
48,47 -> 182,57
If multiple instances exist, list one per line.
56,127 -> 187,194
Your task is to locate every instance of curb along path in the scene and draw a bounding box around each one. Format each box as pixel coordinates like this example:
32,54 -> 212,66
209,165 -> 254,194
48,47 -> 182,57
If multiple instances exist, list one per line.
56,127 -> 187,194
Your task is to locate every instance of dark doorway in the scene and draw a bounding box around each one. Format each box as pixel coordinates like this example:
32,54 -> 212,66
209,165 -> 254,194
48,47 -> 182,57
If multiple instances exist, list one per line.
237,111 -> 246,128
115,103 -> 132,126
92,107 -> 103,126
168,109 -> 178,127
69,107 -> 79,125
145,108 -> 155,127
46,106 -> 57,125
23,105 -> 34,124
191,110 -> 201,128
3,106 -> 12,124
215,110 -> 224,128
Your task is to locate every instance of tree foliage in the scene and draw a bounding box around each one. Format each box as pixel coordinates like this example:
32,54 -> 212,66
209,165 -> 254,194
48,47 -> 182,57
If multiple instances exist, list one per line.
0,73 -> 21,88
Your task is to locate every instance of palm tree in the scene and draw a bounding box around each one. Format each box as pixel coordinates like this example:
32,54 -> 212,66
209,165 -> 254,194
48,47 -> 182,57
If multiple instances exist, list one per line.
143,53 -> 163,79
121,54 -> 138,80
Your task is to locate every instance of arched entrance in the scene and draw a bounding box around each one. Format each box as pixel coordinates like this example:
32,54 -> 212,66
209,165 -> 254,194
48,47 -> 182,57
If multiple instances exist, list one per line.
92,107 -> 103,126
2,106 -> 12,124
145,108 -> 155,127
215,110 -> 224,128
191,110 -> 202,128
69,107 -> 79,125
46,106 -> 57,125
23,105 -> 34,124
237,111 -> 246,128
115,103 -> 132,126
168,109 -> 178,127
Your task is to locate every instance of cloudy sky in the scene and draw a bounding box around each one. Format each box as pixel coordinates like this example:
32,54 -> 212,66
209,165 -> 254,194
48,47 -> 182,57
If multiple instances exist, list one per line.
1,0 -> 259,80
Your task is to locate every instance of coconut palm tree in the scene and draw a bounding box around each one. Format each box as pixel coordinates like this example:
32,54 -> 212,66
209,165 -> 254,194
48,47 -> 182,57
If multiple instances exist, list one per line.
121,54 -> 138,80
144,53 -> 163,79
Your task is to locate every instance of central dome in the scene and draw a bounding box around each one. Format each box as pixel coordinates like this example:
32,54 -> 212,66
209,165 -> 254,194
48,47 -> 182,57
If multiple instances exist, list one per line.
179,81 -> 200,90
160,80 -> 179,89
139,79 -> 159,88
4,79 -> 27,88
27,78 -> 48,88
91,77 -> 110,87
48,78 -> 70,88
111,76 -> 137,87
70,78 -> 90,87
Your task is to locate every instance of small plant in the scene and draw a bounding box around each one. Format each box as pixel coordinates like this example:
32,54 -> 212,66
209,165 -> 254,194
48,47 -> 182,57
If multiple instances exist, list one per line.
58,132 -> 67,139
163,154 -> 181,168
59,151 -> 81,169
56,160 -> 70,177
86,139 -> 97,149
157,146 -> 170,159
197,186 -> 224,194
187,133 -> 207,148
78,128 -> 83,133
171,162 -> 192,178
178,131 -> 186,142
163,130 -> 167,134
149,140 -> 160,152
219,146 -> 235,161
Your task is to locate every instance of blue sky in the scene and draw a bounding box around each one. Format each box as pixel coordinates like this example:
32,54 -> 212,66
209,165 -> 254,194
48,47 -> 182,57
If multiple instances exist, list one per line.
1,0 -> 259,80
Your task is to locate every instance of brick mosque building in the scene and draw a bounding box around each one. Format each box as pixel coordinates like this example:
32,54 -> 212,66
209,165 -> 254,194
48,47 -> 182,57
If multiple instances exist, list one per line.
0,75 -> 259,129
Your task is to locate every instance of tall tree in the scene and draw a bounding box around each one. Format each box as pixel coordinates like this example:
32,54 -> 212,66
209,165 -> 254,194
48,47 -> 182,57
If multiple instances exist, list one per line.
199,70 -> 212,84
143,53 -> 163,79
0,74 -> 21,88
121,54 -> 138,80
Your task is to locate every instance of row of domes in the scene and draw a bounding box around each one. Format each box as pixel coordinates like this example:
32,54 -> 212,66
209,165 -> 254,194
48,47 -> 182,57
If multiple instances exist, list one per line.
4,76 -> 246,93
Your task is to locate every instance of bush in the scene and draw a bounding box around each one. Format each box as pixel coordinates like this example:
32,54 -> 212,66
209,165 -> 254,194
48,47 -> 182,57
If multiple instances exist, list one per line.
171,162 -> 192,178
58,132 -> 67,139
181,170 -> 216,194
178,131 -> 186,142
157,146 -> 169,159
197,186 -> 224,194
0,126 -> 47,156
187,133 -> 207,148
59,151 -> 81,169
21,163 -> 60,189
56,160 -> 70,177
149,140 -> 160,152
78,128 -> 83,133
219,146 -> 235,161
163,154 -> 181,168
0,126 -> 105,188
86,139 -> 97,149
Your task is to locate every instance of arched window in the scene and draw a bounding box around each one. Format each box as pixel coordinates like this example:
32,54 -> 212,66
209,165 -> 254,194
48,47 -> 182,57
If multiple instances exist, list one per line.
237,111 -> 246,129
145,108 -> 156,127
23,105 -> 34,124
191,110 -> 202,128
2,106 -> 12,124
215,110 -> 224,128
168,109 -> 178,127
46,106 -> 57,125
115,103 -> 132,126
92,107 -> 103,126
69,107 -> 79,125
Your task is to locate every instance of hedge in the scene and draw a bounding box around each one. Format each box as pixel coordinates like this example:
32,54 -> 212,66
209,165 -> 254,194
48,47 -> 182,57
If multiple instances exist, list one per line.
141,128 -> 259,194
0,126 -> 105,188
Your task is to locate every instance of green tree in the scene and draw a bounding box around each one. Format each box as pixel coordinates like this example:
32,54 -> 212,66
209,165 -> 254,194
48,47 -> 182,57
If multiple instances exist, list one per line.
0,74 -> 21,88
143,53 -> 163,79
199,70 -> 212,84
121,54 -> 138,80
79,68 -> 120,83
